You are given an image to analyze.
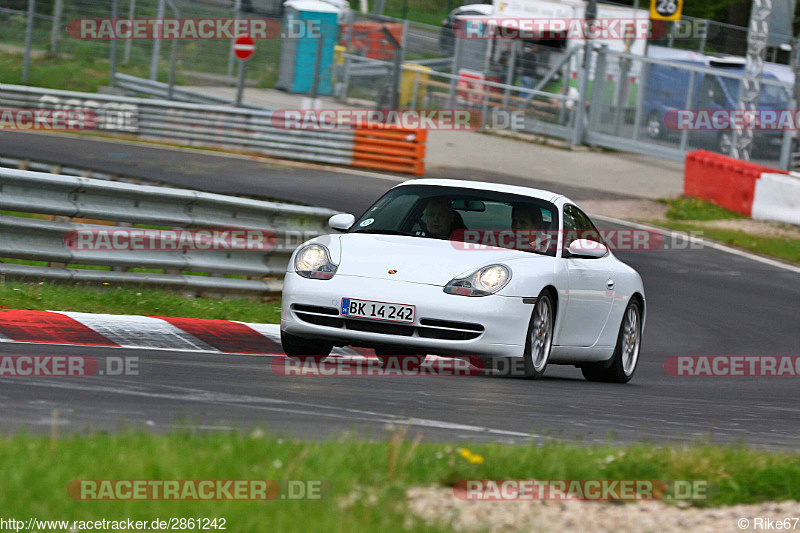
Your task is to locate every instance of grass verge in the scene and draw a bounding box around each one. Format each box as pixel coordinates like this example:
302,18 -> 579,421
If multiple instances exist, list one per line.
662,196 -> 745,221
651,197 -> 800,264
0,280 -> 280,323
651,221 -> 800,264
0,430 -> 798,531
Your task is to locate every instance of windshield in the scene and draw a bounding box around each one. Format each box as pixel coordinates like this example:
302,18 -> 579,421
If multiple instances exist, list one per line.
720,77 -> 789,106
350,185 -> 560,256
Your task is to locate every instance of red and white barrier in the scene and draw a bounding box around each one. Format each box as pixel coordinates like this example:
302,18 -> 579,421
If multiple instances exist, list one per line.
684,151 -> 800,226
752,173 -> 800,226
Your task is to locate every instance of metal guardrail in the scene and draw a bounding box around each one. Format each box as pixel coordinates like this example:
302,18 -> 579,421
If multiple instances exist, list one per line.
0,84 -> 356,166
0,83 -> 427,174
0,167 -> 337,295
114,73 -> 261,109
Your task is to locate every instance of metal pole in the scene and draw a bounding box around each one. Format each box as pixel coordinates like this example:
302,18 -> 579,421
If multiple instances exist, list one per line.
613,57 -> 630,136
22,0 -> 35,84
49,0 -> 63,58
380,26 -> 402,110
149,0 -> 165,80
557,55 -> 571,124
227,0 -> 242,78
236,60 -> 247,106
124,0 -> 136,65
570,0 -> 596,146
679,71 -> 696,152
448,32 -> 463,109
410,71 -> 420,108
503,43 -> 517,110
697,19 -> 708,53
165,0 -> 179,99
109,0 -> 119,88
731,0 -> 773,161
631,59 -> 649,141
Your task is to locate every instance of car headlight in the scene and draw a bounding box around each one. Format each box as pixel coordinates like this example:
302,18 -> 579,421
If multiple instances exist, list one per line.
294,244 -> 337,279
444,264 -> 511,297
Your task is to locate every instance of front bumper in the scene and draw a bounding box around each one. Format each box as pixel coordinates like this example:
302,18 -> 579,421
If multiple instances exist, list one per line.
281,273 -> 532,358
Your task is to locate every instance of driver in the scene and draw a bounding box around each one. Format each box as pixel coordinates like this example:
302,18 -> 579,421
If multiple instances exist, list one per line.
423,198 -> 457,238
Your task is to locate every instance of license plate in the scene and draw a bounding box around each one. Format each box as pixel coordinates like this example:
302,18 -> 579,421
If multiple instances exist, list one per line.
340,298 -> 415,323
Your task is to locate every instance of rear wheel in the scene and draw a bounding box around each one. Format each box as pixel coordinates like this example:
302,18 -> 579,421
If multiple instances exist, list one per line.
581,299 -> 642,383
522,291 -> 554,379
280,330 -> 332,363
646,111 -> 664,139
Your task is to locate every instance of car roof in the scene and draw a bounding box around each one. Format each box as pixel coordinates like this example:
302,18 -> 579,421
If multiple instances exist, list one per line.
394,178 -> 571,205
454,3 -> 493,14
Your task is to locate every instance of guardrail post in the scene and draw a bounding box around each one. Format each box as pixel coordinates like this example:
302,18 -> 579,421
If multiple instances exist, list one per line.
22,0 -> 35,84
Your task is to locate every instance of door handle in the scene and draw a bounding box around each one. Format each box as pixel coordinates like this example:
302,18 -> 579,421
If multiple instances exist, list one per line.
606,279 -> 615,290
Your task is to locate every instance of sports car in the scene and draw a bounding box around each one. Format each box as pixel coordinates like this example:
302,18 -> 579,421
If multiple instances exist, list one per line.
280,179 -> 645,382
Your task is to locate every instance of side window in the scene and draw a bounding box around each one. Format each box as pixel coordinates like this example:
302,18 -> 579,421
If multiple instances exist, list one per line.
563,205 -> 604,251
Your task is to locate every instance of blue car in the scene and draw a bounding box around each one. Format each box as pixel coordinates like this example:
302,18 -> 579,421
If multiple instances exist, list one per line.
643,59 -> 789,156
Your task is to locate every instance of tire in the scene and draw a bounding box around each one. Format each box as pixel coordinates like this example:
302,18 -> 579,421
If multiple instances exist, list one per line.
280,330 -> 332,363
581,299 -> 642,384
717,132 -> 733,156
645,111 -> 664,139
521,291 -> 555,379
375,347 -> 425,371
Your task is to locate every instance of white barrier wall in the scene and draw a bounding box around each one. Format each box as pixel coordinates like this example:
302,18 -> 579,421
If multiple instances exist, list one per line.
752,173 -> 800,226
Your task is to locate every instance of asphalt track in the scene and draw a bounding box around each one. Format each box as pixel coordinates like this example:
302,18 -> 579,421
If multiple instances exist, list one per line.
0,131 -> 798,448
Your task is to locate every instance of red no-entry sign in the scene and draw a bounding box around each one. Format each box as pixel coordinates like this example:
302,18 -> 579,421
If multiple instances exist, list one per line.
233,35 -> 255,61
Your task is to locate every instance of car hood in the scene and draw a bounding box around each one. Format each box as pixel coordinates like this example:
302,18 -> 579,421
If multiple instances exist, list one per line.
335,234 -> 529,286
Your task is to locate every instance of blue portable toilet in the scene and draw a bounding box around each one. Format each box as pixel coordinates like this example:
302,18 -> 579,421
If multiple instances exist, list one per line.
277,0 -> 339,95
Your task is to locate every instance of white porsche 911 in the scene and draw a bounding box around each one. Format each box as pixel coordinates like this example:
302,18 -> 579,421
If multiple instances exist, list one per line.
280,179 -> 645,382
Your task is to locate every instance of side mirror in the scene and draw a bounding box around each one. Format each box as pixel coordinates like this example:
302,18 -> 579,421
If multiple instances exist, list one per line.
566,239 -> 608,259
328,213 -> 355,232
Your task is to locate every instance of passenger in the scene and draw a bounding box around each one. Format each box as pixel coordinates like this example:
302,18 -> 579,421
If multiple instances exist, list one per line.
511,205 -> 548,252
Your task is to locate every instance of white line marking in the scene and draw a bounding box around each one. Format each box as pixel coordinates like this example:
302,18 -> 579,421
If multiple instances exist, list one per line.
591,214 -> 800,274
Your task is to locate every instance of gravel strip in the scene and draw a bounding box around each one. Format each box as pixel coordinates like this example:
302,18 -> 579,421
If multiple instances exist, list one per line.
406,486 -> 800,533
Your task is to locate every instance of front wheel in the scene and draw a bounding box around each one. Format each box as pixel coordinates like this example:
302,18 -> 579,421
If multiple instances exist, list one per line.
581,299 -> 642,383
280,330 -> 332,363
522,292 -> 555,379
